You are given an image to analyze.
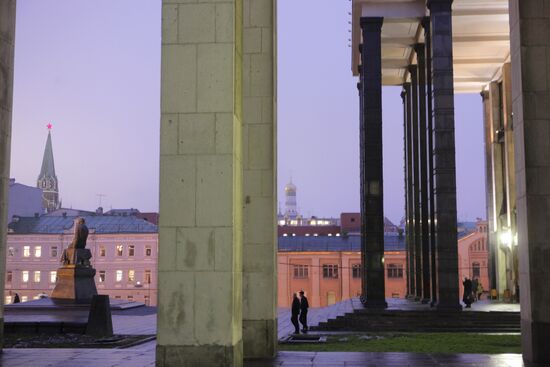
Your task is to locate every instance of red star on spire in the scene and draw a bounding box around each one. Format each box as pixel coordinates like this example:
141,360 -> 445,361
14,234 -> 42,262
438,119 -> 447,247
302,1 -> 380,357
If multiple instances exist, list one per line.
47,123 -> 52,130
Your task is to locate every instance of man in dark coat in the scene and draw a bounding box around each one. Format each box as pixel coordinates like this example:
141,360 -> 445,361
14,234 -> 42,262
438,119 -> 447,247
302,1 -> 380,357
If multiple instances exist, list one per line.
291,293 -> 301,334
13,293 -> 20,304
299,290 -> 309,332
463,277 -> 473,308
472,277 -> 479,301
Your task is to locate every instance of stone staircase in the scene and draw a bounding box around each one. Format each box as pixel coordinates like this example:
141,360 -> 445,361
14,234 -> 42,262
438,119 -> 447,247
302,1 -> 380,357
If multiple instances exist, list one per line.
312,308 -> 521,333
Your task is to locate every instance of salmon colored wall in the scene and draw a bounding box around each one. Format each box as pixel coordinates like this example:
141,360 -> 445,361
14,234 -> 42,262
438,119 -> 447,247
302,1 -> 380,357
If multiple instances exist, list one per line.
458,221 -> 490,298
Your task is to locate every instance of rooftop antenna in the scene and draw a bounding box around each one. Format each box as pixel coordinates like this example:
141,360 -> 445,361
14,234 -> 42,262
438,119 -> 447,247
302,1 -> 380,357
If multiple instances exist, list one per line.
97,194 -> 107,208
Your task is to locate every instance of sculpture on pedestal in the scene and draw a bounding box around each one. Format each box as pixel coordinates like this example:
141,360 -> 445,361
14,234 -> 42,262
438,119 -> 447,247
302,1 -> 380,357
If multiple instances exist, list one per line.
51,217 -> 98,303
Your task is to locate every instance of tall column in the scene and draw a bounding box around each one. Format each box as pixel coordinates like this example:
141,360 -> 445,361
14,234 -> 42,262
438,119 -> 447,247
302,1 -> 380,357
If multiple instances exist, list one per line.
242,0 -> 277,358
409,64 -> 422,301
0,0 -> 16,348
359,17 -> 387,308
509,1 -> 550,363
481,90 -> 497,291
423,17 -> 437,307
415,43 -> 431,303
427,0 -> 461,311
401,87 -> 412,297
404,82 -> 416,298
158,1 -> 244,366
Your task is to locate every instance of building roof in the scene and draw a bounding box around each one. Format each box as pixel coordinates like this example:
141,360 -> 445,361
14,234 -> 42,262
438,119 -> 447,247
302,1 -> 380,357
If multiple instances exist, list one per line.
8,214 -> 157,234
39,131 -> 57,179
278,235 -> 406,252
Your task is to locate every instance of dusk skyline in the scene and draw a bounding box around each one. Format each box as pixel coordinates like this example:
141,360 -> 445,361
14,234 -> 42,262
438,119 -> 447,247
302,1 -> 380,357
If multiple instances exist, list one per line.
10,0 -> 485,224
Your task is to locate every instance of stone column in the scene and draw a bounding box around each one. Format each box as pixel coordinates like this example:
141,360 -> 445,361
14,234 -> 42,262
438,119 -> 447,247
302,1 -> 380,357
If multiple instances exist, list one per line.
423,16 -> 437,306
157,1 -> 244,366
481,90 -> 497,291
242,0 -> 277,358
0,0 -> 16,348
409,64 -> 422,301
427,0 -> 461,311
415,43 -> 431,304
509,1 -> 550,363
359,17 -> 387,308
404,82 -> 416,298
401,87 -> 412,297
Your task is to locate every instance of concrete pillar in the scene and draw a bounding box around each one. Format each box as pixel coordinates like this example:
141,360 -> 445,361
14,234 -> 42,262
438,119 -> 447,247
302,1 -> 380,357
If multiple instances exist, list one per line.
359,17 -> 387,308
404,82 -> 416,298
481,90 -> 498,291
422,16 -> 437,307
0,0 -> 16,348
242,0 -> 277,358
427,0 -> 461,311
408,64 -> 422,301
157,1 -> 244,366
509,1 -> 550,363
415,43 -> 431,304
401,86 -> 412,297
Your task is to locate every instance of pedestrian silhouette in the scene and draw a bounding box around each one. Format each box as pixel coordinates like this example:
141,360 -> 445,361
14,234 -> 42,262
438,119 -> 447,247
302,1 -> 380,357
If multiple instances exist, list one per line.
290,293 -> 300,334
299,290 -> 309,332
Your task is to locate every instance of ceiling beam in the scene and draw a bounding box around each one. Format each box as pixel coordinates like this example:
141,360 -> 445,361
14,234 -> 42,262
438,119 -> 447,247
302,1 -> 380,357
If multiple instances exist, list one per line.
383,57 -> 505,69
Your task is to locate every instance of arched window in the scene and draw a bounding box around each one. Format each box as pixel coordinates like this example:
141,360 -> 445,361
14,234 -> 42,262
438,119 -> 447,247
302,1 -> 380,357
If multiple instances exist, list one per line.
472,262 -> 481,278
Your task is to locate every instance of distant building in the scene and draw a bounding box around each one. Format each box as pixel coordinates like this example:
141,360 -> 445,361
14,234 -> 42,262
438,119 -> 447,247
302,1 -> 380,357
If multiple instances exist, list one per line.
458,220 -> 490,298
283,179 -> 298,219
5,214 -> 158,305
340,213 -> 400,235
277,235 -> 407,307
7,178 -> 43,223
36,128 -> 60,212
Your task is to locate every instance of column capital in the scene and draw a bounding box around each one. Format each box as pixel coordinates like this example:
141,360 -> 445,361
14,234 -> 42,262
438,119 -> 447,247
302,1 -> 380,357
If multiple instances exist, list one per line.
421,16 -> 430,31
407,64 -> 418,74
400,90 -> 406,100
360,17 -> 383,32
427,0 -> 453,12
480,90 -> 489,100
413,43 -> 425,54
357,65 -> 363,74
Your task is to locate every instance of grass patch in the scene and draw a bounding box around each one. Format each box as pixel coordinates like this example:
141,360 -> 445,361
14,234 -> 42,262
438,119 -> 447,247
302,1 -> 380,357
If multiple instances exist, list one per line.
279,333 -> 521,354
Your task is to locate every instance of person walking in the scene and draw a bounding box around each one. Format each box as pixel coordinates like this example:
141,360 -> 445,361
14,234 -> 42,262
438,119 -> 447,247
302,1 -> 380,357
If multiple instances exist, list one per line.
290,293 -> 301,334
463,277 -> 473,308
13,293 -> 20,303
299,290 -> 309,332
472,278 -> 479,301
477,282 -> 484,301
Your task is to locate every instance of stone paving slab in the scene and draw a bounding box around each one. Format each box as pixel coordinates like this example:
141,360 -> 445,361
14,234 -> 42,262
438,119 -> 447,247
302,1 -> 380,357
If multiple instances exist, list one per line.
0,348 -> 526,366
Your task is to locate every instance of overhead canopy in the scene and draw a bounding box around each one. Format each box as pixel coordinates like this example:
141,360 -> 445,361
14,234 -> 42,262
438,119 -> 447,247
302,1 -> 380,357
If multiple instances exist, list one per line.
351,0 -> 510,93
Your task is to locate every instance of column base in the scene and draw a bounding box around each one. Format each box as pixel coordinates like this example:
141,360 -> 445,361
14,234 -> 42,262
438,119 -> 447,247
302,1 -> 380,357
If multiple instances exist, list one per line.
406,294 -> 416,300
414,296 -> 422,302
243,319 -> 276,359
156,340 -> 243,367
522,319 -> 550,364
420,298 -> 430,304
435,301 -> 462,312
362,299 -> 388,309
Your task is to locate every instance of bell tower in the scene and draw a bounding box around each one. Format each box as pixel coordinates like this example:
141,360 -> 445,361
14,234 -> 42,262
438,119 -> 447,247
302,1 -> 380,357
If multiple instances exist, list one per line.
37,123 -> 60,212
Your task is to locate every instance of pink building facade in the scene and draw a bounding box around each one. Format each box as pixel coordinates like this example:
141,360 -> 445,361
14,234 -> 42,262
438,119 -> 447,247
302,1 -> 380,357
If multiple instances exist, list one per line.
458,221 -> 490,298
5,215 -> 158,305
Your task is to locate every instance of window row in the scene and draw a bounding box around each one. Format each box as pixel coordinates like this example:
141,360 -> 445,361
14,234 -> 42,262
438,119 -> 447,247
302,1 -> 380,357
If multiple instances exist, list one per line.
98,269 -> 152,284
5,293 -> 152,305
7,245 -> 154,258
291,263 -> 403,279
6,270 -> 57,283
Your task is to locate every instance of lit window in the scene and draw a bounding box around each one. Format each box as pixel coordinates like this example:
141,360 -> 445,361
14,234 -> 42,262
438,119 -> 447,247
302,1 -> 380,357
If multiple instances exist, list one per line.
336,233 -> 340,237
129,245 -> 135,257
305,234 -> 310,237
21,296 -> 28,302
99,271 -> 106,283
283,233 -> 288,237
313,233 -> 318,237
34,246 -> 42,258
387,264 -> 404,278
8,247 -> 14,256
116,270 -> 123,282
328,233 -> 332,236
311,220 -> 317,225
352,264 -> 362,279
145,270 -> 151,284
322,264 -> 339,279
23,246 -> 30,257
5,296 -> 12,304
116,245 -> 123,256
50,246 -> 58,257
34,271 -> 41,283
22,271 -> 29,283
50,271 -> 57,283
293,265 -> 309,279
99,246 -> 106,257
7,271 -> 12,283
145,246 -> 152,257
128,270 -> 135,282
278,220 -> 285,225
292,233 -> 296,237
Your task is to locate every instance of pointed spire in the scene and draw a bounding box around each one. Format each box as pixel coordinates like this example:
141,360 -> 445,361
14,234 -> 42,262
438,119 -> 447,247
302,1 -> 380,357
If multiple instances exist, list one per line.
39,130 -> 57,179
